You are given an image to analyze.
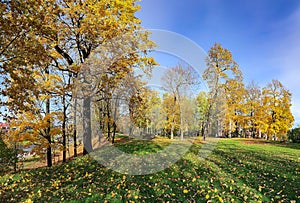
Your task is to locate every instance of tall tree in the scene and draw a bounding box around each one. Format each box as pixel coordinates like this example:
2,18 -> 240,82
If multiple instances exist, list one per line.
262,80 -> 294,140
244,81 -> 262,138
162,62 -> 199,140
223,79 -> 245,137
196,91 -> 209,137
162,93 -> 180,139
203,43 -> 243,139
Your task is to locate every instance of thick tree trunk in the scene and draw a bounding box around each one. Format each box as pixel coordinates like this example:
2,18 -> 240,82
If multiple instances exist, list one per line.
170,124 -> 174,139
83,96 -> 92,155
201,123 -> 205,137
112,122 -> 116,144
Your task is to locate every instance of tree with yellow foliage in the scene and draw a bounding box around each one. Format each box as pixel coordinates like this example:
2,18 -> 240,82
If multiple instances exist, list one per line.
203,43 -> 243,139
162,63 -> 199,140
161,93 -> 180,139
243,81 -> 263,138
261,80 -> 294,140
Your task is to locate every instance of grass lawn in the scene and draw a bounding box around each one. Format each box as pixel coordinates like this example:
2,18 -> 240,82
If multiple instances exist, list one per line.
0,137 -> 299,202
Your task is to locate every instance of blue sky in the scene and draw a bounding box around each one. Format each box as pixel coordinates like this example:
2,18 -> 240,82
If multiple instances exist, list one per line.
136,0 -> 300,126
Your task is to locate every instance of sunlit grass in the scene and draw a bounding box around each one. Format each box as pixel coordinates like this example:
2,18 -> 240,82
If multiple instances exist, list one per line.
0,137 -> 299,202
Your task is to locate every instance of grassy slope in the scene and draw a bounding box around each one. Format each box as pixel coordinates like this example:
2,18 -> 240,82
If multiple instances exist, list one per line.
0,138 -> 299,203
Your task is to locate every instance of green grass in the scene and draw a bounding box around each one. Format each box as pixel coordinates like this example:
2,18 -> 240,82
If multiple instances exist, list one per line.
0,138 -> 299,202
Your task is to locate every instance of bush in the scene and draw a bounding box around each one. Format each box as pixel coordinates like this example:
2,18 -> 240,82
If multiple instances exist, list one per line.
287,128 -> 300,143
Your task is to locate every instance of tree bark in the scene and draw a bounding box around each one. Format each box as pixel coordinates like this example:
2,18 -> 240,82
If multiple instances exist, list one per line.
83,96 -> 92,155
73,98 -> 77,157
62,95 -> 67,162
178,94 -> 183,141
112,122 -> 116,144
106,99 -> 111,141
46,93 -> 52,167
45,67 -> 52,167
170,123 -> 174,140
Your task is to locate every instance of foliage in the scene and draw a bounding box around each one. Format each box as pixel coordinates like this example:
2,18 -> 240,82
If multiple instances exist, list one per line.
161,93 -> 180,137
261,80 -> 294,140
203,43 -> 244,138
0,135 -> 18,175
288,128 -> 300,143
243,81 -> 263,137
196,91 -> 209,136
0,0 -> 156,160
0,137 -> 299,202
9,111 -> 62,156
203,43 -> 294,139
162,62 -> 199,140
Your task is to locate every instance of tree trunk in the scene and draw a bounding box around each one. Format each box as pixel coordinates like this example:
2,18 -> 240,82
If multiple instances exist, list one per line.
46,98 -> 52,167
112,99 -> 119,144
228,121 -> 232,138
62,95 -> 67,162
201,122 -> 205,137
179,111 -> 184,140
45,67 -> 52,167
83,96 -> 92,155
112,122 -> 116,144
170,95 -> 176,140
73,98 -> 77,157
177,94 -> 183,141
170,123 -> 174,139
106,99 -> 111,141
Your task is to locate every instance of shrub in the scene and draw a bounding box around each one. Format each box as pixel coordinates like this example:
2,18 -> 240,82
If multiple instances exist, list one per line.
287,128 -> 300,143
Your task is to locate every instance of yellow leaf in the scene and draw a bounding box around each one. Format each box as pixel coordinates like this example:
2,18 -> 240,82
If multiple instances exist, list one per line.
26,199 -> 33,203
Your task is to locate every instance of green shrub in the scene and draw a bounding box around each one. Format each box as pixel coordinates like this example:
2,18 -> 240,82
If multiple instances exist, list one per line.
287,128 -> 300,143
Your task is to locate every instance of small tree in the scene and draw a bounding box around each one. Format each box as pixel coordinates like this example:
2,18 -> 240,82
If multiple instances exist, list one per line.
0,134 -> 19,174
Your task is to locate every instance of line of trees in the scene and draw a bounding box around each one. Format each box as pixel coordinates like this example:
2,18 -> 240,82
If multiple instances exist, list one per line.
200,43 -> 294,141
120,44 -> 294,142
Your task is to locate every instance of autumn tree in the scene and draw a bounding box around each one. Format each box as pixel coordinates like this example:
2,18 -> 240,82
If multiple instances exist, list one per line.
146,91 -> 163,135
162,93 -> 180,138
47,0 -> 155,154
203,43 -> 243,139
223,79 -> 245,137
243,81 -> 263,138
261,80 -> 294,140
162,62 -> 199,140
196,91 -> 209,137
6,66 -> 63,167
